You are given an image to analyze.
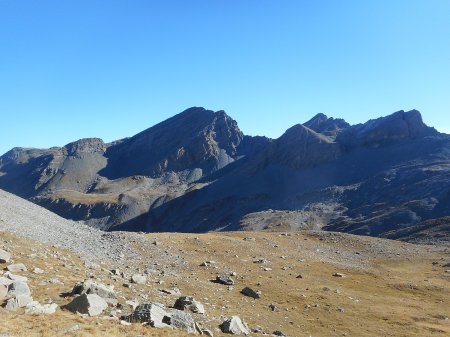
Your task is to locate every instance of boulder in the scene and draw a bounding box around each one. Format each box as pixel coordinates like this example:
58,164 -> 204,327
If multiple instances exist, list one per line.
220,316 -> 250,335
0,277 -> 13,287
70,280 -> 116,304
0,249 -> 11,263
164,309 -> 196,333
174,296 -> 205,314
25,301 -> 58,314
124,303 -> 170,328
7,281 -> 31,297
65,293 -> 108,316
6,263 -> 27,272
241,287 -> 261,299
5,272 -> 28,282
5,294 -> 34,311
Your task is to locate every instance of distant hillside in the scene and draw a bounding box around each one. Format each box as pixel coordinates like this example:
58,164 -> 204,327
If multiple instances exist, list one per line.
1,107 -> 449,242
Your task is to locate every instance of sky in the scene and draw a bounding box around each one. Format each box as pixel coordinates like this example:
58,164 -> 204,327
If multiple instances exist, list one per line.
1,1 -> 449,155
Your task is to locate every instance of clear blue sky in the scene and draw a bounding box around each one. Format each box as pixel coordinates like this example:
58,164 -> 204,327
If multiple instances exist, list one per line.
1,1 -> 449,155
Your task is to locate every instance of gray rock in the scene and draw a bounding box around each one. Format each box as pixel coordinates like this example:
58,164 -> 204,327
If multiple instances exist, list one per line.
164,309 -> 196,333
159,287 -> 181,295
174,296 -> 205,314
131,274 -> 146,284
124,303 -> 170,328
5,294 -> 33,310
25,301 -> 58,314
7,281 -> 31,297
0,249 -> 11,263
241,287 -> 261,299
71,280 -> 116,304
5,272 -> 27,282
6,263 -> 27,272
220,316 -> 250,335
269,303 -> 278,312
0,277 -> 13,287
65,293 -> 108,316
32,268 -> 44,274
253,258 -> 269,264
215,275 -> 235,286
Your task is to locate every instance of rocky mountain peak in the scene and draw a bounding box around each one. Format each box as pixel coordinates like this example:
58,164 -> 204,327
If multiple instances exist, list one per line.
303,113 -> 350,137
341,109 -> 439,148
264,124 -> 341,170
101,107 -> 244,179
64,138 -> 106,157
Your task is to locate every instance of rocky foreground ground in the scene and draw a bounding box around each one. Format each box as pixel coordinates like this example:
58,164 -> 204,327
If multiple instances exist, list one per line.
1,189 -> 450,337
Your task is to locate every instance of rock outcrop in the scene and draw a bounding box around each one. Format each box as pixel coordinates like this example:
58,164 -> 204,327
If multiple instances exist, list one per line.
65,293 -> 108,316
220,316 -> 250,335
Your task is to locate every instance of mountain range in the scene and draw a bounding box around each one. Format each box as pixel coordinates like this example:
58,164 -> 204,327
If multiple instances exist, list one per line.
1,107 -> 449,243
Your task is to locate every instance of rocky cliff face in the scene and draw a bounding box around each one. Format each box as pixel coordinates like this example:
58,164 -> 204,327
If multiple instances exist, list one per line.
0,107 -> 449,241
101,107 -> 244,179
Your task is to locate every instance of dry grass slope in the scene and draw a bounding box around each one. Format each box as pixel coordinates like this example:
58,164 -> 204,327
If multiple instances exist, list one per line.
1,229 -> 450,337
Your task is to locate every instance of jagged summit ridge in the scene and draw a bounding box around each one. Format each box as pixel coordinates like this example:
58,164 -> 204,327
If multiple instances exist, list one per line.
303,113 -> 350,138
337,109 -> 438,148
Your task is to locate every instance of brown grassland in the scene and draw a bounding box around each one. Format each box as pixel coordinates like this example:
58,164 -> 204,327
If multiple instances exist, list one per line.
1,230 -> 450,337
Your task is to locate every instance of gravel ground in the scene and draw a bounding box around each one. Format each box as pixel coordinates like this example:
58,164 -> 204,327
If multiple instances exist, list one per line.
0,189 -> 158,265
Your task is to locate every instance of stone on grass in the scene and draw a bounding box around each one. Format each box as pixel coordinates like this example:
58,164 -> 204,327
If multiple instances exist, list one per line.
65,293 -> 108,316
6,263 -> 27,272
5,272 -> 27,282
125,303 -> 169,328
7,281 -> 31,297
159,287 -> 181,295
5,294 -> 33,311
25,301 -> 58,314
253,258 -> 269,264
220,316 -> 250,335
174,296 -> 205,314
0,249 -> 11,263
71,280 -> 116,304
164,309 -> 196,333
32,268 -> 44,274
215,275 -> 235,286
241,287 -> 261,299
131,274 -> 146,284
